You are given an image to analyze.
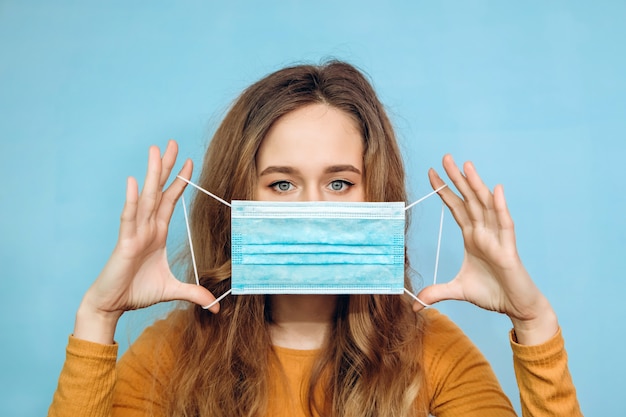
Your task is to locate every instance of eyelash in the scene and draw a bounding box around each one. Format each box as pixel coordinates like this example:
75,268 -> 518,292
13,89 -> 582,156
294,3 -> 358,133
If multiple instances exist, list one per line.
328,179 -> 354,192
268,179 -> 355,193
269,181 -> 295,192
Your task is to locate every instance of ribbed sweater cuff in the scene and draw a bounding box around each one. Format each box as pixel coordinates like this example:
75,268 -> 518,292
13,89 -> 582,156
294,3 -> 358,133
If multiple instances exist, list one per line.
67,334 -> 119,358
509,327 -> 564,364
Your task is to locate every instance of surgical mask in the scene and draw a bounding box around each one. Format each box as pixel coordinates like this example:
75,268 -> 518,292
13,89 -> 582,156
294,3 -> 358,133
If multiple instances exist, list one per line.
231,200 -> 405,294
177,176 -> 446,308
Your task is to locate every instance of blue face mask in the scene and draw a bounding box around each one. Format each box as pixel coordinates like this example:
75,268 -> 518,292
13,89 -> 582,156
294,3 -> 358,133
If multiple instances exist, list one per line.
177,176 -> 446,308
231,200 -> 405,294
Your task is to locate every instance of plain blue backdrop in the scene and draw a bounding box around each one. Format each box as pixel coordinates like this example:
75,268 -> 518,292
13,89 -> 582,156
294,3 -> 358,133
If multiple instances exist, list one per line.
1,1 -> 624,415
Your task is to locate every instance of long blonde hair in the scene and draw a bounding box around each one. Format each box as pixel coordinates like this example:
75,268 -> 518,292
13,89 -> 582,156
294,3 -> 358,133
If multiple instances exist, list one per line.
164,61 -> 428,416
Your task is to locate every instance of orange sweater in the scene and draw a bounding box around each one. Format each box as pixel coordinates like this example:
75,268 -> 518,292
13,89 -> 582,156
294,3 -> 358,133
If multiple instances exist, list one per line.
48,309 -> 581,416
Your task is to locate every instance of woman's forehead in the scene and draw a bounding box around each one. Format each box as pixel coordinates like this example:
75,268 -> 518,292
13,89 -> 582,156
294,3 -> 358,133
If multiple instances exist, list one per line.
256,104 -> 364,171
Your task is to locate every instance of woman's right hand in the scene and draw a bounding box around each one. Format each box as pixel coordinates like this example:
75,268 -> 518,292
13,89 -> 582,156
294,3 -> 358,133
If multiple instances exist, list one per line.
73,140 -> 218,344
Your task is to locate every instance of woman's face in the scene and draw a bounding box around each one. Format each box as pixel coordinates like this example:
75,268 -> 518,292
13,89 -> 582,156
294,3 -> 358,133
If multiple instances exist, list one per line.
255,103 -> 365,202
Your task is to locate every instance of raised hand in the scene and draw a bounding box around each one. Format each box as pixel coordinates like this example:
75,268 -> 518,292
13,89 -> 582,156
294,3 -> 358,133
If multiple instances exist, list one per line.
413,154 -> 558,345
74,141 -> 217,344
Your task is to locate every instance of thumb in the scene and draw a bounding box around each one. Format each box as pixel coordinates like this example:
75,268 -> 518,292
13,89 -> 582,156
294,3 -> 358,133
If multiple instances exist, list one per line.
412,282 -> 462,312
168,281 -> 224,314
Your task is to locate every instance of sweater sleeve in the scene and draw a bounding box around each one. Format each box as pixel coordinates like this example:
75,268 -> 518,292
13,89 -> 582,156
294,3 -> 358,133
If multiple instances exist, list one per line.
48,336 -> 119,417
511,328 -> 582,417
423,309 -> 517,417
110,318 -> 177,416
48,318 -> 179,417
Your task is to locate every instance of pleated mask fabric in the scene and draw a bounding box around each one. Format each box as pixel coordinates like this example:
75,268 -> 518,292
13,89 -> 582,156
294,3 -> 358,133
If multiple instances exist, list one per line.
230,200 -> 405,294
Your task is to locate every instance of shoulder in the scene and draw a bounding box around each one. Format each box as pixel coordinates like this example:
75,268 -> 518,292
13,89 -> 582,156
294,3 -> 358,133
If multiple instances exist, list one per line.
117,309 -> 187,380
420,308 -> 474,355
419,308 -> 493,387
419,309 -> 515,414
112,310 -> 190,408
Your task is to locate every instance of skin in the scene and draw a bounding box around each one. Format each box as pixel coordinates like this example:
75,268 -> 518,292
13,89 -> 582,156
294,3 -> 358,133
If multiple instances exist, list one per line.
74,103 -> 558,348
417,157 -> 558,345
255,104 -> 365,349
74,141 -> 216,345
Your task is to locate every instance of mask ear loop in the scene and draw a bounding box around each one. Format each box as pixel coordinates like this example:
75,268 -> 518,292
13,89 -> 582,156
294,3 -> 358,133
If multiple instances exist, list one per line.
177,176 -> 232,208
177,175 -> 233,309
178,175 -> 448,309
181,195 -> 199,286
403,184 -> 448,308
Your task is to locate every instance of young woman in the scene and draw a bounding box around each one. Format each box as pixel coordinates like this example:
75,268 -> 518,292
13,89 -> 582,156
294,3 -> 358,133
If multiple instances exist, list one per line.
49,61 -> 581,416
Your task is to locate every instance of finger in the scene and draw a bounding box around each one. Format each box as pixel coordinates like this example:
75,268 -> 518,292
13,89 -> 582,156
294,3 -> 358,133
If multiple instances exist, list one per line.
156,159 -> 193,227
441,155 -> 484,225
119,176 -> 139,240
463,161 -> 494,210
493,184 -> 517,251
428,167 -> 471,228
463,161 -> 498,230
166,280 -> 221,314
137,146 -> 163,224
159,140 -> 178,190
412,282 -> 464,312
151,140 -> 179,212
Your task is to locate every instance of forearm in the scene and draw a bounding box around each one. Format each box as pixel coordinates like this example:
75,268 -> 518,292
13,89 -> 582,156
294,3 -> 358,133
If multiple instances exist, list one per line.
48,336 -> 118,417
511,328 -> 582,417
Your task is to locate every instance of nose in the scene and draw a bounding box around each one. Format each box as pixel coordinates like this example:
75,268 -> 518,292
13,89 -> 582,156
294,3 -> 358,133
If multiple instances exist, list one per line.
300,184 -> 324,202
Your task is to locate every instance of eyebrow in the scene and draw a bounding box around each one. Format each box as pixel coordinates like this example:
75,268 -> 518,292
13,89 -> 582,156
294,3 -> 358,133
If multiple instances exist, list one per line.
259,165 -> 362,176
324,165 -> 362,175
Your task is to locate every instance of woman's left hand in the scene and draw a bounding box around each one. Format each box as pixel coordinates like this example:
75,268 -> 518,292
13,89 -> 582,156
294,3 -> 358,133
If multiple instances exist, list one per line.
413,154 -> 558,345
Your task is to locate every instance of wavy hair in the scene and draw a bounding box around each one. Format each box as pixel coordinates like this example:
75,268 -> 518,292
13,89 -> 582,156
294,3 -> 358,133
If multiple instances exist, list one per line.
164,61 -> 428,417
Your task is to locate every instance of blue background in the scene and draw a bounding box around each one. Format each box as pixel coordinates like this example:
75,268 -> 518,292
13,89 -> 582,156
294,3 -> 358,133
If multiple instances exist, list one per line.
1,1 -> 623,415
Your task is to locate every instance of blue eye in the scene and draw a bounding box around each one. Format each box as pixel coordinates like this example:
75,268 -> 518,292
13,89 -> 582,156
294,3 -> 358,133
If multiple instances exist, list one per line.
329,180 -> 353,192
271,181 -> 294,192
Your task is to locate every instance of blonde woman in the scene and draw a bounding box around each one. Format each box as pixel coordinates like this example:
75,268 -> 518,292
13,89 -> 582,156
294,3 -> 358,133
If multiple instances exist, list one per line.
49,61 -> 580,417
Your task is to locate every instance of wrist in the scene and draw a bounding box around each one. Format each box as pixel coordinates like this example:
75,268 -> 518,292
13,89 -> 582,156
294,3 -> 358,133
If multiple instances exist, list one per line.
510,298 -> 559,346
74,299 -> 123,345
